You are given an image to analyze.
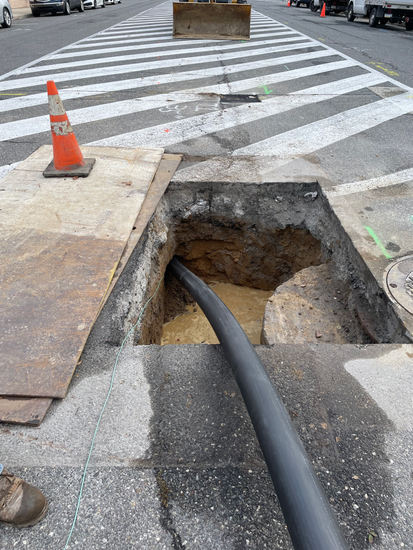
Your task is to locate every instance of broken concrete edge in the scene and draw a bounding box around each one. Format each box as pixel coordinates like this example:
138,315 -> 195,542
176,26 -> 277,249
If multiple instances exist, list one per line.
96,154 -> 182,319
81,175 -> 411,363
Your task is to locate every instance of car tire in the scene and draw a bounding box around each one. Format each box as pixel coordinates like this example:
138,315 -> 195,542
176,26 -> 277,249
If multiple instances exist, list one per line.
296,1 -> 301,6
369,7 -> 378,26
63,0 -> 71,14
310,1 -> 318,11
31,9 -> 40,16
1,7 -> 12,27
93,0 -> 97,8
406,19 -> 413,30
101,1 -> 105,7
78,0 -> 84,11
347,3 -> 355,20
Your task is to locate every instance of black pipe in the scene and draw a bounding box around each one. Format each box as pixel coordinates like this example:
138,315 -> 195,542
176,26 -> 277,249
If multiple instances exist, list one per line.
168,256 -> 349,550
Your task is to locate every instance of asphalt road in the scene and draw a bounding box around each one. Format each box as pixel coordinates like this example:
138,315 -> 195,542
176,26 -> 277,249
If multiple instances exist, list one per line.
0,0 -> 412,186
254,0 -> 413,89
0,0 -> 162,77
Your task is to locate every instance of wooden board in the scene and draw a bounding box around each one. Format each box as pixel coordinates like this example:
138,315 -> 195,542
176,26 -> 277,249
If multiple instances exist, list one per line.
97,153 -> 182,316
0,397 -> 53,426
0,145 -> 163,399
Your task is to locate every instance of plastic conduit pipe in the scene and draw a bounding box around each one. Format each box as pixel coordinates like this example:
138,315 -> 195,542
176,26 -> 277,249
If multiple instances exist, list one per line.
168,256 -> 349,550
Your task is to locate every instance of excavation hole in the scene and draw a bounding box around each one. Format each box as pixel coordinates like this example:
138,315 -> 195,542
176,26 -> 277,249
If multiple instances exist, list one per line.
114,182 -> 407,348
161,282 -> 273,345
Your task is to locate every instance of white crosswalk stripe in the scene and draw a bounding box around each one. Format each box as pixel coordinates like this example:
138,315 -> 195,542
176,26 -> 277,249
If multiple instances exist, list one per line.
21,36 -> 308,74
1,0 -> 412,186
0,60 -> 358,141
88,73 -> 388,148
0,49 -> 334,113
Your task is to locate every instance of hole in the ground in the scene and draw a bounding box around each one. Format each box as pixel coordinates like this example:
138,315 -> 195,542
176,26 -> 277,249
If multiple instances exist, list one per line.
160,221 -> 327,345
101,181 -> 409,349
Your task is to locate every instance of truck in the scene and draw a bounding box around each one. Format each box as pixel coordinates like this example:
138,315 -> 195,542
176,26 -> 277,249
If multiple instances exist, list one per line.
346,0 -> 413,30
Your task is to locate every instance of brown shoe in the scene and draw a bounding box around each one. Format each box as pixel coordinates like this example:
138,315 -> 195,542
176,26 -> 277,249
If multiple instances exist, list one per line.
0,467 -> 48,528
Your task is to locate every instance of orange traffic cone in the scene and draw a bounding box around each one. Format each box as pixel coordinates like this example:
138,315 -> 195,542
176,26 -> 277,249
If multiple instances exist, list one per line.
287,0 -> 291,5
320,2 -> 326,16
43,80 -> 95,178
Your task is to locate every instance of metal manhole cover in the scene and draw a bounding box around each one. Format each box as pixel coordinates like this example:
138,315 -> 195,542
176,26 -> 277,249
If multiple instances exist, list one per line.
386,256 -> 413,315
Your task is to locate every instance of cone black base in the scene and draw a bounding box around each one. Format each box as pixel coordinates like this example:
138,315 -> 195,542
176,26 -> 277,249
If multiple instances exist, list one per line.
43,158 -> 96,178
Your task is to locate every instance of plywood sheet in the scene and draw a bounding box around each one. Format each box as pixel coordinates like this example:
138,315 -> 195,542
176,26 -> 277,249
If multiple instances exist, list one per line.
0,397 -> 53,426
0,146 -> 163,399
98,154 -> 182,316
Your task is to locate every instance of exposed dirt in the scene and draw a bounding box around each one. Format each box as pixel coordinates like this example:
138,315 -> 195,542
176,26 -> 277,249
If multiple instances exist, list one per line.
173,218 -> 324,291
262,263 -> 373,345
162,283 -> 273,345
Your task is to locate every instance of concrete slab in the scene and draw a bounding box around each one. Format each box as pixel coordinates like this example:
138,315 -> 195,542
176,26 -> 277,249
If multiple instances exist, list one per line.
1,343 -> 413,548
325,181 -> 413,338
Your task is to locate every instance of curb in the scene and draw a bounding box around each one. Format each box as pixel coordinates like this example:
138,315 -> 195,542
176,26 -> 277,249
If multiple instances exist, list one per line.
12,10 -> 33,19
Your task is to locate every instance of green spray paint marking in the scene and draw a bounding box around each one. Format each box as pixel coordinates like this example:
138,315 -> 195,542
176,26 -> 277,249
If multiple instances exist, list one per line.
364,226 -> 393,259
259,85 -> 273,95
409,215 -> 413,225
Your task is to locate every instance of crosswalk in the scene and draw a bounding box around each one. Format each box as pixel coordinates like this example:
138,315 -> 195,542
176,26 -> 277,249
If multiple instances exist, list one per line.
1,1 -> 413,186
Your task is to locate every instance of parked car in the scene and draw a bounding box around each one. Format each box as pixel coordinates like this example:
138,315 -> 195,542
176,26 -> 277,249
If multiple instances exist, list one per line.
84,0 -> 105,9
30,0 -> 84,16
0,0 -> 12,27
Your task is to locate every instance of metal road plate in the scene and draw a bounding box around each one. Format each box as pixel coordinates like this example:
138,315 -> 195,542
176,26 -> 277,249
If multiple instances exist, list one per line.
386,256 -> 413,315
219,94 -> 261,104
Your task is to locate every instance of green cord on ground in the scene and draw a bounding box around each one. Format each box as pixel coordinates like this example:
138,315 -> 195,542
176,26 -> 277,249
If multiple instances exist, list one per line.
64,275 -> 164,550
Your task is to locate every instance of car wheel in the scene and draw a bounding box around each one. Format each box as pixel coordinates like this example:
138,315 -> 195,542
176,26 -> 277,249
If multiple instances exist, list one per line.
78,0 -> 84,11
101,1 -> 105,7
310,1 -> 318,11
63,0 -> 71,14
296,1 -> 300,6
369,7 -> 378,26
347,3 -> 355,20
93,0 -> 97,8
1,7 -> 12,27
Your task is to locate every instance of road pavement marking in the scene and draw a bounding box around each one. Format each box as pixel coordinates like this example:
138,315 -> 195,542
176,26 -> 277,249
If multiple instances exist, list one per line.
20,36 -> 307,74
0,60 -> 357,141
0,41 -> 320,92
50,31 -> 296,60
326,168 -> 413,197
0,50 -> 335,114
233,93 -> 413,157
88,73 -> 387,149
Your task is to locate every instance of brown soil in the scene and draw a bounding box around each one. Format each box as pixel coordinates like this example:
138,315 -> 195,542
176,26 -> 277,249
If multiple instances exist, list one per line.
173,219 -> 324,291
262,263 -> 372,345
140,216 -> 327,345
